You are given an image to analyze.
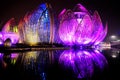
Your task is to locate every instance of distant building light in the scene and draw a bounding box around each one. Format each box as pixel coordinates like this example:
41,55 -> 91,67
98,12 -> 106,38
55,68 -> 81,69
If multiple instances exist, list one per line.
110,35 -> 117,40
111,54 -> 117,58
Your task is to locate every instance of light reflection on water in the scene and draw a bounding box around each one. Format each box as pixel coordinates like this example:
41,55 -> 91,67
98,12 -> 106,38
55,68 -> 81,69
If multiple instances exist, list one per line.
59,49 -> 108,79
0,49 -> 109,80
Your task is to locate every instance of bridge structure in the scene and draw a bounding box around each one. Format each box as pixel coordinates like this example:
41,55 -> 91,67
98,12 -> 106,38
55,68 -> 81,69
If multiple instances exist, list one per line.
0,32 -> 19,44
110,41 -> 120,46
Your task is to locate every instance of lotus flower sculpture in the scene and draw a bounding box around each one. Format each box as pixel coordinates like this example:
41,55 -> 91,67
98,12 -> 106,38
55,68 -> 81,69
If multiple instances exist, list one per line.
18,3 -> 54,45
58,4 -> 107,45
0,18 -> 19,44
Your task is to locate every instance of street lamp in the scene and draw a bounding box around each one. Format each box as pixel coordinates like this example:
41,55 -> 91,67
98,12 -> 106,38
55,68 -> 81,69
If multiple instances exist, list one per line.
110,35 -> 117,41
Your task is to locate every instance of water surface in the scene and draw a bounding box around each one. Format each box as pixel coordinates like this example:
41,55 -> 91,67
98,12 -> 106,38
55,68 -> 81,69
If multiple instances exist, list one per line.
0,48 -> 119,80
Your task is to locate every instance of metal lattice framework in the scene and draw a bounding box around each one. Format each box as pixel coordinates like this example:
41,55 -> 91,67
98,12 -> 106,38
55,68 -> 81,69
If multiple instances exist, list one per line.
18,3 -> 54,45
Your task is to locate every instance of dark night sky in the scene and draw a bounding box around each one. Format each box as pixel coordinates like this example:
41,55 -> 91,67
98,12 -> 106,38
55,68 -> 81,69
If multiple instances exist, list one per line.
0,0 -> 120,40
